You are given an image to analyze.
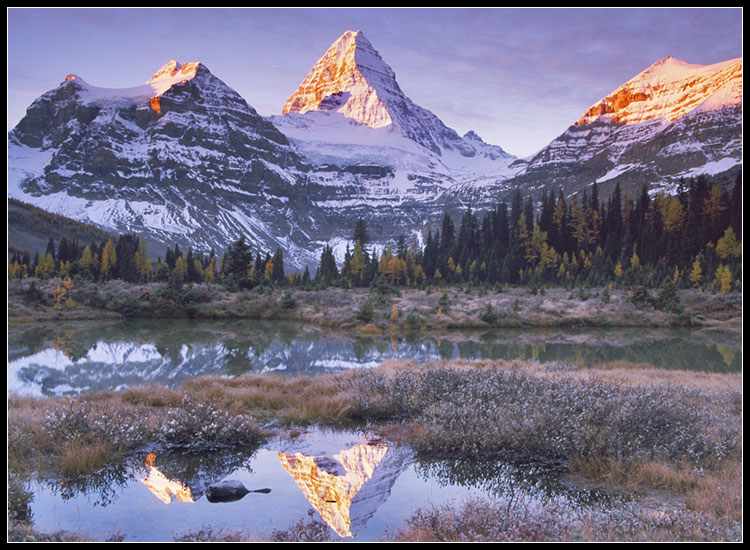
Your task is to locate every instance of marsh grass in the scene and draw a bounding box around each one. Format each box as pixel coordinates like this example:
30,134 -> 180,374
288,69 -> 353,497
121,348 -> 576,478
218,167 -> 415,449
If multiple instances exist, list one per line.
7,358 -> 741,542
388,490 -> 741,542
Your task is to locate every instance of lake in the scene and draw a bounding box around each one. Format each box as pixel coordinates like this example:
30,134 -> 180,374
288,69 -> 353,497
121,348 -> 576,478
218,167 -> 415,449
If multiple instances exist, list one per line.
8,318 -> 742,397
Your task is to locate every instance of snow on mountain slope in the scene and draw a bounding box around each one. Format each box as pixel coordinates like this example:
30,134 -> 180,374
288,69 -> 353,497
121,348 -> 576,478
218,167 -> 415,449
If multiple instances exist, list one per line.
513,56 -> 742,198
7,60 -> 324,268
576,56 -> 742,127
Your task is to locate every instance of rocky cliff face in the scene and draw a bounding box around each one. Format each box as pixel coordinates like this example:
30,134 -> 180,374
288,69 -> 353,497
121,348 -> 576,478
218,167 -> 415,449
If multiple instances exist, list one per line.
8,61 -> 326,267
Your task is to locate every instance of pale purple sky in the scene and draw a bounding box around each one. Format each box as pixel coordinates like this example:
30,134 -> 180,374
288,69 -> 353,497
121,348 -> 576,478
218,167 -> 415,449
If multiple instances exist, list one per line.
7,7 -> 743,158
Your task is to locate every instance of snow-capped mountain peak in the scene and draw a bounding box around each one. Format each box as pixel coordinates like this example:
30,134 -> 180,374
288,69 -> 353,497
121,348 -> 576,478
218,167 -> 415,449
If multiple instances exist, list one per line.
282,30 -> 401,130
53,60 -> 207,107
277,29 -> 517,176
515,55 -> 742,199
576,56 -> 742,127
147,60 -> 201,83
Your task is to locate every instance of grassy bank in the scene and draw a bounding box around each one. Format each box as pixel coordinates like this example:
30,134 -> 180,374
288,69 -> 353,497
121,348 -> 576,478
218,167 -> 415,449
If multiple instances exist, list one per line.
7,277 -> 743,334
7,359 -> 742,542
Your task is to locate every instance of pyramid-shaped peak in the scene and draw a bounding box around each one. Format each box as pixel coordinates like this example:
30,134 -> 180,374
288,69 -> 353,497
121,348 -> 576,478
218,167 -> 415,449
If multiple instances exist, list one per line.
318,29 -> 393,79
328,30 -> 374,51
281,29 -> 402,127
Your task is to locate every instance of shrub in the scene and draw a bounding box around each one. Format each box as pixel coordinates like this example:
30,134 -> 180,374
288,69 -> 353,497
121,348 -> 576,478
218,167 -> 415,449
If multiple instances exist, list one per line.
348,365 -> 739,468
355,299 -> 375,322
628,285 -> 654,309
437,292 -> 451,312
42,399 -> 150,477
654,277 -> 684,314
279,290 -> 297,310
7,474 -> 34,524
405,310 -> 424,328
479,303 -> 499,324
158,397 -> 264,451
270,512 -> 331,542
107,293 -> 143,317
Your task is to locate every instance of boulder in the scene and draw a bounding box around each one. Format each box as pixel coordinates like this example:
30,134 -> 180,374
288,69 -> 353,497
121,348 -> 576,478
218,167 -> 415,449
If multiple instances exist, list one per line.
205,480 -> 250,503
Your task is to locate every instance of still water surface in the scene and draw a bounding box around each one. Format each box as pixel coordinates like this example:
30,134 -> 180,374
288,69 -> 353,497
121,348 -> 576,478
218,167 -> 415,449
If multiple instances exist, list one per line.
26,426 -> 619,542
8,318 -> 742,397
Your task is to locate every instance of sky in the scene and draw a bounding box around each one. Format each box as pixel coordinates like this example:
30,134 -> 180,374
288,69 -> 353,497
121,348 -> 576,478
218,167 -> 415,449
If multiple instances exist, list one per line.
7,7 -> 743,158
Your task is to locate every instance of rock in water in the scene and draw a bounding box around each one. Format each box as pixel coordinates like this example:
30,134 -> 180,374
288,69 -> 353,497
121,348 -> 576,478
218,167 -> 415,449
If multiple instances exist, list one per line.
205,480 -> 250,503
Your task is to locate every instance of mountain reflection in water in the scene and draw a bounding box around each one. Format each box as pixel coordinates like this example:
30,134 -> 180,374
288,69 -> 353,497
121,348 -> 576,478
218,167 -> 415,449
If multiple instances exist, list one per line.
140,452 -> 194,504
27,426 -> 627,542
7,319 -> 741,397
278,435 -> 389,538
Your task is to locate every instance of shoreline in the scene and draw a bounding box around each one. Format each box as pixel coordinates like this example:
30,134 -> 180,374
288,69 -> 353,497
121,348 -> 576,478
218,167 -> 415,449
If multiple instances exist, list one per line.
7,279 -> 743,335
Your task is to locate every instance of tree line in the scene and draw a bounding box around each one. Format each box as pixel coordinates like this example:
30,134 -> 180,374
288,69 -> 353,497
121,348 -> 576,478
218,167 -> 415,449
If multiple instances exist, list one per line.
316,172 -> 741,294
9,172 -> 742,294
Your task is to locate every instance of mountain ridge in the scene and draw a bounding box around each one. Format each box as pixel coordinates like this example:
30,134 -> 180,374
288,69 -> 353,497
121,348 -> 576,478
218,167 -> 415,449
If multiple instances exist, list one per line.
7,30 -> 742,268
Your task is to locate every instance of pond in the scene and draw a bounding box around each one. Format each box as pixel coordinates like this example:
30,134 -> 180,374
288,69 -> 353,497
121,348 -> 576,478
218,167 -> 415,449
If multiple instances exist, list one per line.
22,426 -> 620,542
7,319 -> 742,397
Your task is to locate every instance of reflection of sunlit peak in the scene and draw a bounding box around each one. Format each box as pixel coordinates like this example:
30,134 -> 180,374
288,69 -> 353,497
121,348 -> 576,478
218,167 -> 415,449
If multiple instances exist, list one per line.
278,437 -> 389,538
140,453 -> 193,504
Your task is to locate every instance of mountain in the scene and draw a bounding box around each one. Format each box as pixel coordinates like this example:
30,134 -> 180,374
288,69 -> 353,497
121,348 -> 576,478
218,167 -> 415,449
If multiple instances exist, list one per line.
270,30 -> 521,258
507,56 -> 743,200
8,60 -> 322,267
7,31 -> 742,270
8,197 -> 115,258
279,30 -> 516,167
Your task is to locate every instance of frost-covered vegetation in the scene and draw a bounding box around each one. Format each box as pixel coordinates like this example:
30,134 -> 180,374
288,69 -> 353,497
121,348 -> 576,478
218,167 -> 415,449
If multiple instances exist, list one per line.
348,362 -> 739,468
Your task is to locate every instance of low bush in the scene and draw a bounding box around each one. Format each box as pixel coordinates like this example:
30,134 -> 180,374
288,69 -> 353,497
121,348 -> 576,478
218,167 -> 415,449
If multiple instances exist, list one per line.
479,303 -> 499,324
355,298 -> 375,322
158,396 -> 265,452
347,365 -> 739,468
389,493 -> 742,542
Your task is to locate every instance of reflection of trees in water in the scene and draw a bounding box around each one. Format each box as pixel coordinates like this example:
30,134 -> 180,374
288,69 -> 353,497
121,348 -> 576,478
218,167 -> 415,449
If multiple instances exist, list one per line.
413,457 -> 624,510
10,321 -> 742,398
45,460 -> 132,508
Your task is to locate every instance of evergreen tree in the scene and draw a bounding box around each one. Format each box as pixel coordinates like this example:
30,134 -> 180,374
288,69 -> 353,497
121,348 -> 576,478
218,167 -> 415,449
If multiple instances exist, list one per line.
317,244 -> 339,284
353,218 -> 369,246
422,229 -> 438,280
222,236 -> 254,285
438,212 -> 456,275
729,170 -> 742,239
456,205 -> 479,271
271,248 -> 285,283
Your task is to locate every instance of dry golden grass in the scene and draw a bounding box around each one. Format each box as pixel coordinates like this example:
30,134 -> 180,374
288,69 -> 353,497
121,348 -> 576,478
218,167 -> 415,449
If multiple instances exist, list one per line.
683,457 -> 743,523
59,439 -> 114,479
